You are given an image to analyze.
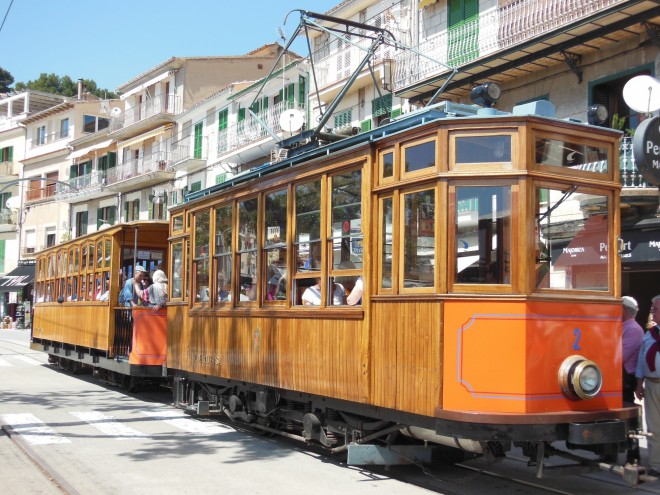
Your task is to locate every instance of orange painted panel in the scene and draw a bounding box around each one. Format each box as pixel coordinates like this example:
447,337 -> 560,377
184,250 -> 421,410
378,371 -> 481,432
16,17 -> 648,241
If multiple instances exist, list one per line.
130,308 -> 167,365
443,301 -> 621,414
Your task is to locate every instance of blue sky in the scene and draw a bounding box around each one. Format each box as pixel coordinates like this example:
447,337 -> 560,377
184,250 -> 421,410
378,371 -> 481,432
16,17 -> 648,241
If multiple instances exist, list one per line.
0,0 -> 340,92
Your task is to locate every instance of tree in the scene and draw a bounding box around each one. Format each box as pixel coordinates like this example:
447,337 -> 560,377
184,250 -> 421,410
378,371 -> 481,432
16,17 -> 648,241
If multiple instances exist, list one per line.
14,73 -> 117,99
0,67 -> 14,93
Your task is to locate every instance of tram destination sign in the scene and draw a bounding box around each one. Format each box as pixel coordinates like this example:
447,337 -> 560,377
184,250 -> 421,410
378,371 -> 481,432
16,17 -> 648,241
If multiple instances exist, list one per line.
633,116 -> 660,185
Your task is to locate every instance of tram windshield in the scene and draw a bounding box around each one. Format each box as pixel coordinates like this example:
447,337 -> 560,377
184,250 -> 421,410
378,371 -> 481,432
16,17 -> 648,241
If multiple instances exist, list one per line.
536,187 -> 609,291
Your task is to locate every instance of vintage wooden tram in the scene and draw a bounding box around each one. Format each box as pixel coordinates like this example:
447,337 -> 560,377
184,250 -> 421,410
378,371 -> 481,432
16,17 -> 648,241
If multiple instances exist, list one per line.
164,100 -> 637,472
31,98 -> 640,477
31,221 -> 169,388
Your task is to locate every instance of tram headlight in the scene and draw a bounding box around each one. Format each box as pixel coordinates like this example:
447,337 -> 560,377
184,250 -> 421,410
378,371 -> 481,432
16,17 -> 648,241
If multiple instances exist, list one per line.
558,355 -> 603,400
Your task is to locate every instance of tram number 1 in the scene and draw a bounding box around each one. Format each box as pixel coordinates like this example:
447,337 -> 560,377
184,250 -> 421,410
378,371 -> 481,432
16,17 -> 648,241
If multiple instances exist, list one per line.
573,328 -> 581,350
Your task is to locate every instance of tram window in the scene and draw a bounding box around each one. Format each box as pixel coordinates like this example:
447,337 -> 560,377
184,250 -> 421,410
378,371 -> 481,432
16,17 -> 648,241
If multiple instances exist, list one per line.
455,186 -> 512,285
295,181 -> 321,274
193,210 -> 210,304
238,198 -> 258,302
87,243 -> 94,271
264,189 -> 287,302
172,214 -> 184,233
171,241 -> 185,300
380,197 -> 393,290
96,240 -> 103,269
535,138 -> 608,173
79,275 -> 86,301
382,150 -> 394,179
404,140 -> 435,173
455,135 -> 512,164
68,249 -> 74,274
214,204 -> 233,304
403,189 -> 435,289
104,239 -> 111,268
73,247 -> 79,272
331,170 -> 363,270
81,245 -> 87,270
536,187 -> 609,291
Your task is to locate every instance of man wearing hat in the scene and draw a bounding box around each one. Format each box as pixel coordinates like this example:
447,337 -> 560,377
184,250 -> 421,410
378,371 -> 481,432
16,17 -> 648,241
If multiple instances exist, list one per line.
119,265 -> 147,307
621,296 -> 643,464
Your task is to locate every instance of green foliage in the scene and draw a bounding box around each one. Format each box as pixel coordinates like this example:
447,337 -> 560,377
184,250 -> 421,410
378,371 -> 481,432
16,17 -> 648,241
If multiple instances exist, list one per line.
0,67 -> 14,93
13,73 -> 117,99
611,113 -> 634,136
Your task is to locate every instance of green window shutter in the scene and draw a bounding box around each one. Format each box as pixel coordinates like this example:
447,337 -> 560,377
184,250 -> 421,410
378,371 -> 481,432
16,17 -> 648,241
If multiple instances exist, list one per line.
298,76 -> 306,107
70,165 -> 78,179
372,94 -> 392,117
83,160 -> 92,175
98,155 -> 107,172
108,152 -> 116,168
360,119 -> 372,132
133,199 -> 140,220
218,109 -> 228,130
334,109 -> 352,129
262,96 -> 269,110
286,83 -> 295,108
215,173 -> 227,184
190,181 -> 202,193
390,107 -> 402,119
249,101 -> 260,114
448,0 -> 463,27
123,203 -> 129,222
194,122 -> 203,159
278,88 -> 284,104
7,146 -> 12,162
238,108 -> 246,122
108,207 -> 115,225
97,208 -> 103,228
448,0 -> 479,66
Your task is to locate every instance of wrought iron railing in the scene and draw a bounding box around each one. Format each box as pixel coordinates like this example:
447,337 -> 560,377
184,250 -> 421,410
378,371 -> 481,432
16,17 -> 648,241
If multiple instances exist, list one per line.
112,308 -> 133,357
106,151 -> 171,184
620,136 -> 649,188
109,94 -> 182,131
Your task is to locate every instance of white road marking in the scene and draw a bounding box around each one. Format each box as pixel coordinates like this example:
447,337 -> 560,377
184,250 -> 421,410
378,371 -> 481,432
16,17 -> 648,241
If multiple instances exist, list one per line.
13,355 -> 43,365
1,413 -> 71,445
0,357 -> 11,366
70,411 -> 149,440
141,409 -> 231,435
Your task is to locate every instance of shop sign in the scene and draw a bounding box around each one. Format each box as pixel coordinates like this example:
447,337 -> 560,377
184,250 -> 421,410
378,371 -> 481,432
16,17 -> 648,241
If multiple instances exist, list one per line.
632,116 -> 660,185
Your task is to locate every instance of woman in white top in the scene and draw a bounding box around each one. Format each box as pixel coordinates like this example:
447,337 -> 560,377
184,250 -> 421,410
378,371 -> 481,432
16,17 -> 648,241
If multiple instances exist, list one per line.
302,277 -> 346,306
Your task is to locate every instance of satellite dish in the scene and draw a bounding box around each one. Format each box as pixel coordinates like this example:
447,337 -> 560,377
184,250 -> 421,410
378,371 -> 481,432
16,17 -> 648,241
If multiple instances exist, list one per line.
279,109 -> 304,133
5,196 -> 20,210
623,75 -> 660,114
110,107 -> 122,117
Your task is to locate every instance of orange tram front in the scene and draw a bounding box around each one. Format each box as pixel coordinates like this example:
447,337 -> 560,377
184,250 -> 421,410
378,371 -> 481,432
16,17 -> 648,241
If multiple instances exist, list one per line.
164,103 -> 639,476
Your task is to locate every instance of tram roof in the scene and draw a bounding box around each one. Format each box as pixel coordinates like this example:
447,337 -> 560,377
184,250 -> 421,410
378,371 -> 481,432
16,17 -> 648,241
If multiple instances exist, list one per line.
184,101 -> 618,204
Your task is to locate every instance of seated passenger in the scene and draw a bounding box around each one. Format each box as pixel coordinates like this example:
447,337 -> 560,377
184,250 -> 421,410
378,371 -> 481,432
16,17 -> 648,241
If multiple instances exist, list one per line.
346,276 -> 363,306
302,277 -> 346,306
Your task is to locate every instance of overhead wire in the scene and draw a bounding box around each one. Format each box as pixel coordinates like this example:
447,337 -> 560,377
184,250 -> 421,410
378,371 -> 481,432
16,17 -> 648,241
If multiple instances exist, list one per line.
0,0 -> 15,35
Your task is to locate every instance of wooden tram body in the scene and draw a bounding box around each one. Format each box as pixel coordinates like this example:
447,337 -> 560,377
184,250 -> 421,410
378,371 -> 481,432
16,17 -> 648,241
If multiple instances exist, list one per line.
31,222 -> 169,382
165,104 -> 638,466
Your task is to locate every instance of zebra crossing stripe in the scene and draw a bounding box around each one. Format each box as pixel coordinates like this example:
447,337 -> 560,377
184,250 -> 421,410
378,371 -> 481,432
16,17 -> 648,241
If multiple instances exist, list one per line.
13,355 -> 43,366
70,411 -> 148,440
141,409 -> 231,435
1,413 -> 71,445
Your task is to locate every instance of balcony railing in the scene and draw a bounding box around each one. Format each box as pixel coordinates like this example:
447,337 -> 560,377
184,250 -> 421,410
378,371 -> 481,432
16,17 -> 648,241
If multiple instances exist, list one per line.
0,161 -> 17,176
218,102 -> 306,155
0,208 -> 17,226
392,0 -> 623,91
56,169 -> 108,196
25,184 -> 58,203
110,94 -> 182,131
106,151 -> 171,184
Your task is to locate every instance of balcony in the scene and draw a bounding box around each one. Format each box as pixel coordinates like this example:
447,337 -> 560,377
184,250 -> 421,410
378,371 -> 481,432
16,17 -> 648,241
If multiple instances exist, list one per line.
56,170 -> 109,202
109,94 -> 182,141
25,184 -> 58,205
619,136 -> 658,220
0,161 -> 18,177
28,129 -> 70,150
170,141 -> 208,173
104,151 -> 175,193
217,102 -> 307,163
392,0 -> 659,100
0,208 -> 17,233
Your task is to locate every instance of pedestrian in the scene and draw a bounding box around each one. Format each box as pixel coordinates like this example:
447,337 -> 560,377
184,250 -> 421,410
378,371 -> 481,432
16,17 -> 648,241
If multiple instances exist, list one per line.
119,265 -> 146,307
635,295 -> 660,475
622,296 -> 643,464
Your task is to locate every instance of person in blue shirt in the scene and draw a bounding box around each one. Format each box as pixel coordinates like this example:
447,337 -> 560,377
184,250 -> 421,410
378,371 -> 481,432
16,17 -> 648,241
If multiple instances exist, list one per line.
119,265 -> 146,307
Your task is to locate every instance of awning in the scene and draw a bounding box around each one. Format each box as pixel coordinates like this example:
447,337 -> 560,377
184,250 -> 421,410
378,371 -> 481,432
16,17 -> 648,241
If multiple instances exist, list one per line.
69,139 -> 114,160
0,263 -> 35,292
118,125 -> 171,149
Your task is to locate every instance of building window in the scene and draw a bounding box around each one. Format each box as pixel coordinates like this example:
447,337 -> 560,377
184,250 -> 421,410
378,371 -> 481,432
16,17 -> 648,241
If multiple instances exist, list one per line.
97,206 -> 115,228
0,146 -> 13,163
36,126 -> 46,146
76,211 -> 88,237
46,227 -> 56,248
83,115 -> 110,133
60,118 -> 69,139
190,181 -> 202,193
123,199 -> 140,222
45,171 -> 58,197
334,109 -> 352,130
